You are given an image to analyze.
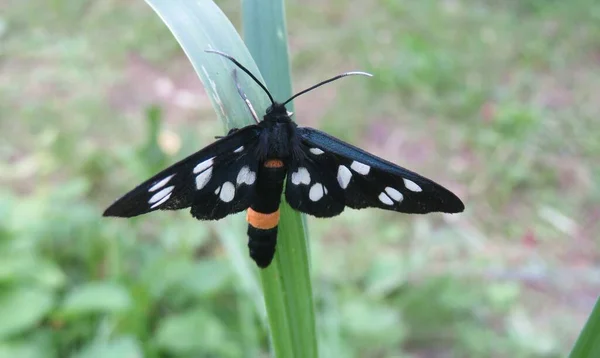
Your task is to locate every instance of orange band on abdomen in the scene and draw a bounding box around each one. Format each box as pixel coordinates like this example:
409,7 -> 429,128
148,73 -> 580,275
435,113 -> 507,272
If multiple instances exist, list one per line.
264,159 -> 284,168
246,208 -> 280,230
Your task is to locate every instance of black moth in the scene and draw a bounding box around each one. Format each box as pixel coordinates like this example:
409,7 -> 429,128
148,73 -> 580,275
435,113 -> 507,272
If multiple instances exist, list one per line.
104,50 -> 465,268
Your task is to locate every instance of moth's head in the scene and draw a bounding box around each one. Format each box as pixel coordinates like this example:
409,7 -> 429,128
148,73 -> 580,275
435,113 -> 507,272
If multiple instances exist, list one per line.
265,102 -> 293,121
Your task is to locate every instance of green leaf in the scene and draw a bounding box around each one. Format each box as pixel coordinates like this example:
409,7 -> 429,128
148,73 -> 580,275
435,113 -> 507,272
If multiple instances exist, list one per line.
72,336 -> 143,358
144,1 -> 317,357
0,256 -> 65,289
0,340 -> 52,358
29,260 -> 66,289
570,296 -> 600,357
364,253 -> 408,298
60,282 -> 132,317
176,259 -> 233,296
243,1 -> 317,358
144,0 -> 270,130
0,287 -> 54,339
155,308 -> 239,357
341,300 -> 406,346
145,258 -> 233,300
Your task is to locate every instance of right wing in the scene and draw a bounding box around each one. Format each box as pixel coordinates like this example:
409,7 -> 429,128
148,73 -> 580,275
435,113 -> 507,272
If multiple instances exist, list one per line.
285,127 -> 464,217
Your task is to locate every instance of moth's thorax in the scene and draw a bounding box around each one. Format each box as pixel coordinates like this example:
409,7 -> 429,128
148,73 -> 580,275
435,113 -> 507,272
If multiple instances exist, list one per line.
258,120 -> 297,160
254,103 -> 297,160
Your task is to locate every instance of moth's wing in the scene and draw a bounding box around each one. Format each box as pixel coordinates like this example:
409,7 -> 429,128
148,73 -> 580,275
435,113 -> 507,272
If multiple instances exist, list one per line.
103,125 -> 261,220
285,147 -> 346,218
188,140 -> 261,221
285,127 -> 464,216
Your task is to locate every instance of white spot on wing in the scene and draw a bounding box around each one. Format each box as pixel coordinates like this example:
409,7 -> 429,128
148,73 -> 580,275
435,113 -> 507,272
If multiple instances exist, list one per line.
236,166 -> 256,185
149,186 -> 174,204
384,187 -> 403,202
291,167 -> 311,185
378,192 -> 393,205
309,148 -> 324,155
195,167 -> 212,190
403,178 -> 422,192
150,192 -> 172,209
149,174 -> 175,192
214,186 -> 221,195
350,161 -> 370,175
219,181 -> 235,202
309,183 -> 325,202
234,146 -> 244,153
193,157 -> 215,174
337,165 -> 352,189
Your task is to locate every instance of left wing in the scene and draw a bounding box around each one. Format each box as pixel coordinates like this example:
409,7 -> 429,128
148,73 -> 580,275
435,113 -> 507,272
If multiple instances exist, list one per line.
103,125 -> 261,220
285,127 -> 464,217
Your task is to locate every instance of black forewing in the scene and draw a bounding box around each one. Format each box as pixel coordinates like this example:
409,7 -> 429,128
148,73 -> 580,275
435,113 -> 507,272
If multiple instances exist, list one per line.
103,125 -> 261,220
286,127 -> 464,216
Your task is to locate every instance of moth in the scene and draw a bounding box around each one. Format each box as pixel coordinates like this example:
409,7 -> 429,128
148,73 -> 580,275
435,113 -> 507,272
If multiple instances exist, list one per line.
104,50 -> 464,268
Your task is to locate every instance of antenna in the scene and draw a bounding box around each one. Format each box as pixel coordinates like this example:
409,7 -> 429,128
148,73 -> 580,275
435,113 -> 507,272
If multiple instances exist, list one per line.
282,71 -> 372,106
205,49 -> 275,105
206,49 -> 373,107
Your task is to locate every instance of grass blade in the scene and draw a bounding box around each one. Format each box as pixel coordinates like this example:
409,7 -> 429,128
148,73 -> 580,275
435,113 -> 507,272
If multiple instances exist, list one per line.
570,296 -> 600,357
143,0 -> 277,348
242,1 -> 318,358
144,0 -> 271,129
145,0 -> 316,356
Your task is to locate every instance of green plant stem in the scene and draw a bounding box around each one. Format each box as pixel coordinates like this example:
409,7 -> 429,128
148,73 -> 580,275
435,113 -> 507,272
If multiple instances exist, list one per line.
242,1 -> 318,358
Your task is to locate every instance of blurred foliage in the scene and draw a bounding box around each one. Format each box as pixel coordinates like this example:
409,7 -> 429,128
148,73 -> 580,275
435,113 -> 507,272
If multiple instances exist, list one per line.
2,0 -> 599,357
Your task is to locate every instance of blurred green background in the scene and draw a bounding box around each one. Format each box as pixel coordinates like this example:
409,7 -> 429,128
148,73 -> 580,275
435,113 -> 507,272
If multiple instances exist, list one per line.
1,0 -> 599,357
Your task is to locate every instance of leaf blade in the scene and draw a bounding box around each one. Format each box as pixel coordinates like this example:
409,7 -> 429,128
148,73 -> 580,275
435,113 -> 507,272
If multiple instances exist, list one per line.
145,0 -> 270,129
570,296 -> 600,357
243,1 -> 318,358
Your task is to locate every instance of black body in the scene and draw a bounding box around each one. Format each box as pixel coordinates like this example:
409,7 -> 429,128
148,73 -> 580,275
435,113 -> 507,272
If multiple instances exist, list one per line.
246,163 -> 286,267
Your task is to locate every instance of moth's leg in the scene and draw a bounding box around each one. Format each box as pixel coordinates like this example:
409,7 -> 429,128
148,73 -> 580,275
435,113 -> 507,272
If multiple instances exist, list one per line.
214,127 -> 239,140
233,69 -> 260,124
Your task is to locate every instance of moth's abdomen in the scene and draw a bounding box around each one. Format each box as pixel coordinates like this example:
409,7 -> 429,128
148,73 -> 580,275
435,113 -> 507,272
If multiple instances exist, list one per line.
247,209 -> 279,268
246,159 -> 286,268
